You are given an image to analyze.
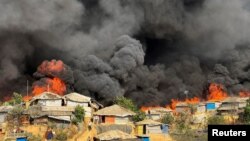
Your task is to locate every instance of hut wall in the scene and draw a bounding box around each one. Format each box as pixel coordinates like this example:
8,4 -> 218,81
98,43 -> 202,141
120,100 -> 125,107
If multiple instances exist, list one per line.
38,99 -> 61,106
96,124 -> 132,134
197,105 -> 206,113
33,117 -> 48,124
147,114 -> 161,120
176,107 -> 190,113
84,107 -> 92,117
239,102 -> 247,108
146,125 -> 162,134
105,116 -> 115,124
115,117 -> 129,124
0,113 -> 7,123
67,101 -> 88,107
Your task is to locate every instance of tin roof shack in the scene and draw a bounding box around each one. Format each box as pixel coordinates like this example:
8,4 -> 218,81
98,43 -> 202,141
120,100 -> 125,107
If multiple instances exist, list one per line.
63,92 -> 91,107
175,103 -> 191,114
29,92 -> 63,107
136,119 -> 164,135
94,130 -> 138,141
94,105 -> 135,124
64,92 -> 93,118
217,97 -> 249,115
0,106 -> 13,132
145,107 -> 173,121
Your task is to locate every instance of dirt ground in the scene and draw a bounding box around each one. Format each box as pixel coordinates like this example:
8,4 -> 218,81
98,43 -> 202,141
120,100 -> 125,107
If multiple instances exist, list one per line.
150,134 -> 174,141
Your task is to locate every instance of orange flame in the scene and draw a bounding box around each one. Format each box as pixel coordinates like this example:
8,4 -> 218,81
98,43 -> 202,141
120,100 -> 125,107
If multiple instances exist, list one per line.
239,91 -> 250,97
3,96 -> 11,102
208,83 -> 227,101
169,97 -> 200,110
37,60 -> 64,74
23,95 -> 33,102
32,77 -> 66,96
140,106 -> 161,112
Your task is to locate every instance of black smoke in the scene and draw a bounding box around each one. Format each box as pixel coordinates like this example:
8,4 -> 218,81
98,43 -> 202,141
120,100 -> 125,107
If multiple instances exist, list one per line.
1,0 -> 250,106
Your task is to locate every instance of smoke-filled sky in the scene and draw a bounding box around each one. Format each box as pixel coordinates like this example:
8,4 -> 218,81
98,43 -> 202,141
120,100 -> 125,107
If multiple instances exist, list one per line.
1,0 -> 250,105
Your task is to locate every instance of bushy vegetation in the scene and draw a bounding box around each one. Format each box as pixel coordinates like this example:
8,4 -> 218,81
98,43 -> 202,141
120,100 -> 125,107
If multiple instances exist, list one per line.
240,99 -> 250,124
4,92 -> 23,106
175,112 -> 191,133
55,130 -> 68,141
161,113 -> 174,124
71,105 -> 85,125
26,133 -> 42,141
208,115 -> 225,125
132,111 -> 146,122
115,96 -> 137,111
115,96 -> 145,122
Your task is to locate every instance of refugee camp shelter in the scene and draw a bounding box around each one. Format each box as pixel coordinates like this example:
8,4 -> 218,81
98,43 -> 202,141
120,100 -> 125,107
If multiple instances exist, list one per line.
94,104 -> 136,124
175,102 -> 190,113
94,130 -> 138,141
145,107 -> 173,120
136,119 -> 164,135
217,97 -> 249,115
63,92 -> 93,117
0,106 -> 13,132
63,92 -> 91,107
29,92 -> 63,107
26,105 -> 73,127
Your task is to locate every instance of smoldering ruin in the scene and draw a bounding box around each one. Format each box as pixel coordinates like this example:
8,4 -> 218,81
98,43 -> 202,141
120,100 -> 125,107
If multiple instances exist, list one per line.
1,0 -> 250,106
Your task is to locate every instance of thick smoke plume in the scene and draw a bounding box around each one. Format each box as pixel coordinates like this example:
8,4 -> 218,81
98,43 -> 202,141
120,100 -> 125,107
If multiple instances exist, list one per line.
1,0 -> 250,106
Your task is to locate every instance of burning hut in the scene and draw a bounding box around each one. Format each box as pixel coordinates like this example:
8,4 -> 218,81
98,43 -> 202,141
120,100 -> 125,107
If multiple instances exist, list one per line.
93,104 -> 135,124
145,107 -> 173,121
29,92 -> 63,107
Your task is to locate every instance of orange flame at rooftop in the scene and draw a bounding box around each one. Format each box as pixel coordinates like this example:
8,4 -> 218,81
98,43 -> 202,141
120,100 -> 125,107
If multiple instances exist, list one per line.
32,77 -> 66,96
208,83 -> 227,101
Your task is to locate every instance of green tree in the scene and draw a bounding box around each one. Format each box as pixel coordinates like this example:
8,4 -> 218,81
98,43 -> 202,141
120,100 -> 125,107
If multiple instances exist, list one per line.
208,115 -> 225,125
115,96 -> 137,112
72,105 -> 85,125
161,113 -> 174,124
115,96 -> 145,122
132,111 -> 146,122
9,105 -> 24,127
241,99 -> 250,124
9,92 -> 23,105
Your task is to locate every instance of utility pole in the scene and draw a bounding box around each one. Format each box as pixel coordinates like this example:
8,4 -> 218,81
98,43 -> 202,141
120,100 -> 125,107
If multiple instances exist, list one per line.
26,80 -> 29,97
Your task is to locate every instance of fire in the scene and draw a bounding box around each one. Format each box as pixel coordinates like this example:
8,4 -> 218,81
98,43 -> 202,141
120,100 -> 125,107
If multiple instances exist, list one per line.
37,59 -> 64,74
239,91 -> 250,97
3,96 -> 11,102
23,95 -> 32,102
208,83 -> 227,101
169,97 -> 200,110
32,77 -> 66,96
140,106 -> 161,112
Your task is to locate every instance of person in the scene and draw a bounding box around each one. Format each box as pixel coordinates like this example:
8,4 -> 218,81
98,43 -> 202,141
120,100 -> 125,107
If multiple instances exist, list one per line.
46,128 -> 54,141
88,121 -> 92,130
